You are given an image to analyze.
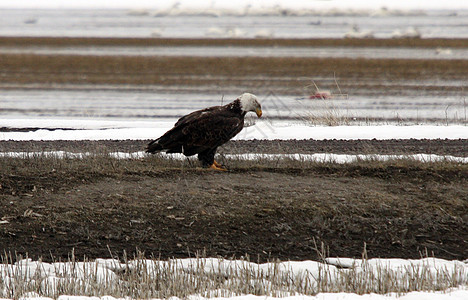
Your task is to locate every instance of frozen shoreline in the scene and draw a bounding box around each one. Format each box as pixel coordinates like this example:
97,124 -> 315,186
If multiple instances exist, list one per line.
1,119 -> 467,141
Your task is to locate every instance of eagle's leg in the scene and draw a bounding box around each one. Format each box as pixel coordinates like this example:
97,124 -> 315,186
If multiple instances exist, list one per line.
199,147 -> 227,170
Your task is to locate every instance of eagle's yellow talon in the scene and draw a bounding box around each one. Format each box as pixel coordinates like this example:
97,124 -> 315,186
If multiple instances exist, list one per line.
210,163 -> 227,171
213,160 -> 223,168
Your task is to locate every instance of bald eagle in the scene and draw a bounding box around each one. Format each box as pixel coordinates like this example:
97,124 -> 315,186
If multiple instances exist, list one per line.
146,93 -> 262,170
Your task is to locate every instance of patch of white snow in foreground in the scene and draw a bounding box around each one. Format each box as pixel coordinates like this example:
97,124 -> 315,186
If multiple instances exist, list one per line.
0,119 -> 467,140
25,289 -> 468,300
0,257 -> 465,300
1,151 -> 467,164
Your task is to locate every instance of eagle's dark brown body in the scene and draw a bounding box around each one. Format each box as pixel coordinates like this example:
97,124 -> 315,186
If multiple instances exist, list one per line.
146,99 -> 248,167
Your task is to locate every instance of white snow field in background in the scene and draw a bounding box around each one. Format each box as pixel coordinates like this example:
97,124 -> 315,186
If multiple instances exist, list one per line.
1,119 -> 467,141
2,0 -> 467,10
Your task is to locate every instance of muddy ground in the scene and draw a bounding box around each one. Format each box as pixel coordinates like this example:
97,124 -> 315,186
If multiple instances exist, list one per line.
0,139 -> 467,262
1,37 -> 467,97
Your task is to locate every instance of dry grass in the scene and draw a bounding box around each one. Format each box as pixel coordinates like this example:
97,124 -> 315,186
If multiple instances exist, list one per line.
304,100 -> 351,126
1,151 -> 466,179
0,250 -> 466,299
303,101 -> 468,126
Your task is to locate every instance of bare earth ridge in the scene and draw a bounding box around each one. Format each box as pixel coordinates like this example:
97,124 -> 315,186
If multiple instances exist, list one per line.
0,139 -> 467,262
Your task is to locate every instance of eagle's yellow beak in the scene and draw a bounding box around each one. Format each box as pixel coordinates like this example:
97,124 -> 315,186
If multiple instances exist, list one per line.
256,107 -> 262,118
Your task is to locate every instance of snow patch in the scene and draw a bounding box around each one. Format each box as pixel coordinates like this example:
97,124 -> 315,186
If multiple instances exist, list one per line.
0,119 -> 467,141
1,151 -> 467,164
0,257 -> 465,299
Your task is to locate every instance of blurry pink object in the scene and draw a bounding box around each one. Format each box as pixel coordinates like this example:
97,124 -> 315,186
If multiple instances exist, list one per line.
309,91 -> 332,99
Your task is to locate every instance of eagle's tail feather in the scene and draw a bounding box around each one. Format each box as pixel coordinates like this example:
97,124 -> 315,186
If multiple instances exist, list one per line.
147,127 -> 186,154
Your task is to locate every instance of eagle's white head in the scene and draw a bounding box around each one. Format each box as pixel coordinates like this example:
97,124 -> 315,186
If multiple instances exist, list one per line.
238,93 -> 262,117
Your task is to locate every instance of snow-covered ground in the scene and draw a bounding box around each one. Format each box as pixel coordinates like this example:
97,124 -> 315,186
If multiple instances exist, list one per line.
1,119 -> 467,163
1,119 -> 467,141
0,257 -> 466,300
1,151 -> 467,164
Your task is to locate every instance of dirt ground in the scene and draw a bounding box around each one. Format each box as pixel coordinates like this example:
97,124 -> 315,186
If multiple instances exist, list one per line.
0,139 -> 467,262
1,37 -> 467,97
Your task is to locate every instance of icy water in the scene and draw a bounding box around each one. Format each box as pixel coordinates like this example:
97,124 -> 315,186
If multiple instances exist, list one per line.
0,9 -> 467,126
1,88 -> 466,125
2,9 -> 468,39
1,45 -> 466,60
